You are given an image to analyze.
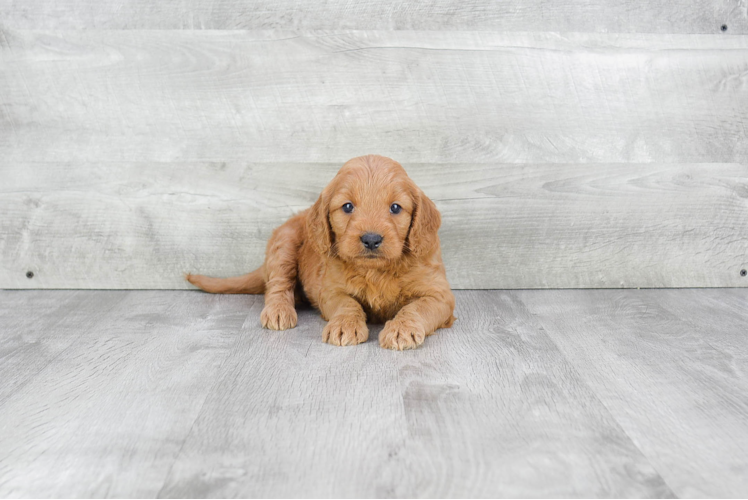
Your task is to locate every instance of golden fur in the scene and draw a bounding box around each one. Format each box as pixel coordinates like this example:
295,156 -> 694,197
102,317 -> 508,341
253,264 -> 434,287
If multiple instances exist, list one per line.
186,155 -> 455,350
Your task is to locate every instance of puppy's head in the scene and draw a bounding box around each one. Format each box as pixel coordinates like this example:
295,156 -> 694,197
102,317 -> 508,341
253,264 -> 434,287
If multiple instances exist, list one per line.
307,155 -> 441,266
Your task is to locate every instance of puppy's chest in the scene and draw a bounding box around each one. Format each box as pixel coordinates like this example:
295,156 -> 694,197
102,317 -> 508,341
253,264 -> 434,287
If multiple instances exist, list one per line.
346,273 -> 406,322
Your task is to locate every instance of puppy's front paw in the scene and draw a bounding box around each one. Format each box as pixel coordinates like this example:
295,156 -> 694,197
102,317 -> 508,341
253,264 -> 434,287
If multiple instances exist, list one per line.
261,303 -> 298,330
323,315 -> 369,346
379,317 -> 427,350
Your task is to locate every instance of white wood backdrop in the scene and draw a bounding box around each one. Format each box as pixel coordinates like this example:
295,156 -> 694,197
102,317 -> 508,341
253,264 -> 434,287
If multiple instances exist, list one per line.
0,0 -> 746,33
1,6 -> 747,289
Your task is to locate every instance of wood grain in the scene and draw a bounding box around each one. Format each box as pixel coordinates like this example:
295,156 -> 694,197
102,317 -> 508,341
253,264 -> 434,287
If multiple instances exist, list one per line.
157,303 -> 410,497
3,289 -> 747,496
518,288 -> 748,498
1,161 -> 746,289
0,290 -> 93,403
2,29 -> 747,289
2,30 -> 747,165
0,291 -> 253,497
373,290 -> 673,497
0,0 -> 745,33
156,290 -> 672,497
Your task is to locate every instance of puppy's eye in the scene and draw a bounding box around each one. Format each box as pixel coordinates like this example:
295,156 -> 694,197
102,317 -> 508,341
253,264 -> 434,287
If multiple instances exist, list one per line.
342,202 -> 354,214
390,203 -> 402,214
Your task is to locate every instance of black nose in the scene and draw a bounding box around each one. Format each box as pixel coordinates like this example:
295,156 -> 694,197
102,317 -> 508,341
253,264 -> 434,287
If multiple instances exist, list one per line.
360,232 -> 383,250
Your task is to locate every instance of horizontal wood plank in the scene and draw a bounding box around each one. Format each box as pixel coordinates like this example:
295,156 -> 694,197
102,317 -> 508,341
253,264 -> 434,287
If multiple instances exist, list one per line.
0,0 -> 745,33
2,30 -> 748,165
2,29 -> 747,289
1,161 -> 746,289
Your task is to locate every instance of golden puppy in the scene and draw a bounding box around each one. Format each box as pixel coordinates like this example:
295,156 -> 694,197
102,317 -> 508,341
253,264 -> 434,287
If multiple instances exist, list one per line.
187,155 -> 455,350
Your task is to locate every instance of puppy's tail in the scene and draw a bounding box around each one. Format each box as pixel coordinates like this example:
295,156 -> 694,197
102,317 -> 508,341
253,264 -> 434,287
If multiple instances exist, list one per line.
185,267 -> 265,294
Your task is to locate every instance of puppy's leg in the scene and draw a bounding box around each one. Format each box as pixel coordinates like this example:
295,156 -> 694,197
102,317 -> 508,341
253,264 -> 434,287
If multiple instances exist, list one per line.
318,292 -> 369,346
260,216 -> 304,331
380,289 -> 455,350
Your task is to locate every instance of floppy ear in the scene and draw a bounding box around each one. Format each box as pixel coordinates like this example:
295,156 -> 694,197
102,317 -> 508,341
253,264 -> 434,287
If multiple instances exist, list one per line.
306,184 -> 333,256
407,187 -> 441,257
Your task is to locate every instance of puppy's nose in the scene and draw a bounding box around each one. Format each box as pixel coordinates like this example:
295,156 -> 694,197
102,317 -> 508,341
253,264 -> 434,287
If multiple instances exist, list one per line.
360,232 -> 383,250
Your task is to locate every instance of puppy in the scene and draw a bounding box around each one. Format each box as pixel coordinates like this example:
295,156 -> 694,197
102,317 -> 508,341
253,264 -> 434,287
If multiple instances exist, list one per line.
187,155 -> 455,350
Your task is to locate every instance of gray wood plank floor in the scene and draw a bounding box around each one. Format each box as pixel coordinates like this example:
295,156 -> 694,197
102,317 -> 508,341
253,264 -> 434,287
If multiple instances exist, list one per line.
0,289 -> 745,497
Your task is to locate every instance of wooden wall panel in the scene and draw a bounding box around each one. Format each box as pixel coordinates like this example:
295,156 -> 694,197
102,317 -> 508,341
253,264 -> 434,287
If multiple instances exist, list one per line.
0,0 -> 745,34
2,28 -> 747,289
2,30 -> 747,165
2,162 -> 746,289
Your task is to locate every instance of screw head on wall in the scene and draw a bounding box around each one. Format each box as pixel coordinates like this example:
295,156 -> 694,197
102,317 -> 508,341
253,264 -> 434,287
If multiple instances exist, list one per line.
721,24 -> 728,32
26,271 -> 34,279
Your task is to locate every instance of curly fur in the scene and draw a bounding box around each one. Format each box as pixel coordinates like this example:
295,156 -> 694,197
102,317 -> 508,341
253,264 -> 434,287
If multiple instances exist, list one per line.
187,155 -> 455,350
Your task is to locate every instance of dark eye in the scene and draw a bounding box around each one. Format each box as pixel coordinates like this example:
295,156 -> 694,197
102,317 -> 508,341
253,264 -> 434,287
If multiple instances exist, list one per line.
390,203 -> 402,214
342,202 -> 354,214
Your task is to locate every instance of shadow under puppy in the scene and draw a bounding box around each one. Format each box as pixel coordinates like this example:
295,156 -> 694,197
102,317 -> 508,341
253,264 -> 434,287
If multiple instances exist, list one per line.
187,154 -> 455,350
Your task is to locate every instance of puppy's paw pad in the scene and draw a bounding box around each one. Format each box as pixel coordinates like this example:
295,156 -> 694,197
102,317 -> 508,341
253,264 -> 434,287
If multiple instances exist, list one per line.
379,318 -> 426,350
323,316 -> 369,346
261,303 -> 298,330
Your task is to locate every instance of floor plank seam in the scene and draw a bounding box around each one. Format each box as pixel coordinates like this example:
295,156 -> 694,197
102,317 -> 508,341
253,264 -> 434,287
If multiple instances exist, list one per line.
155,392 -> 212,499
0,290 -> 124,407
2,290 -> 747,497
156,295 -> 264,498
516,295 -> 682,498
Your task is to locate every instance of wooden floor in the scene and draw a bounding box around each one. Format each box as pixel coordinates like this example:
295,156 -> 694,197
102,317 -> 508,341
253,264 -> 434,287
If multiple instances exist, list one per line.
0,289 -> 746,498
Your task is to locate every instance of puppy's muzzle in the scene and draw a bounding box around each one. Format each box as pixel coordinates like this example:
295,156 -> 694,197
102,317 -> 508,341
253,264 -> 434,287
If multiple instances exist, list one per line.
360,232 -> 383,251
